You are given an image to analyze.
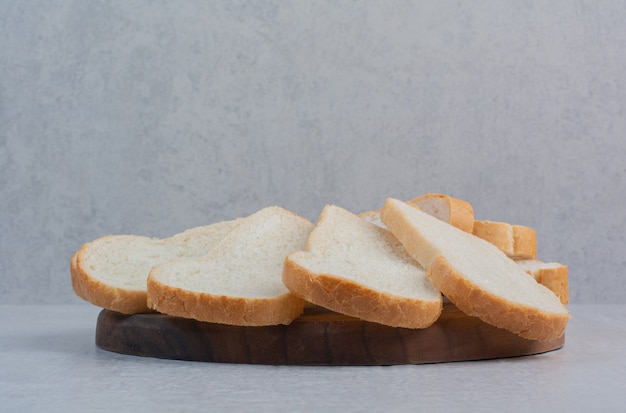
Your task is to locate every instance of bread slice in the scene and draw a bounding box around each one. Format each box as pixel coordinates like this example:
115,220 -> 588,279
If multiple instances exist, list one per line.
147,206 -> 313,326
71,220 -> 241,314
473,220 -> 537,259
516,259 -> 569,305
283,205 -> 443,329
360,193 -> 474,233
408,193 -> 474,233
381,198 -> 570,341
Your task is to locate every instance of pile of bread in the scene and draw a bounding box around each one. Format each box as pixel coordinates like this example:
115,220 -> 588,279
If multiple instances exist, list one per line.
71,194 -> 570,342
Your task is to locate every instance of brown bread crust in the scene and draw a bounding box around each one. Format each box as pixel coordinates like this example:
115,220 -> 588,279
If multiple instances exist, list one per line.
146,272 -> 306,326
517,261 -> 569,305
283,256 -> 443,329
473,220 -> 537,259
536,265 -> 569,305
426,255 -> 569,342
282,257 -> 442,329
71,246 -> 152,314
512,225 -> 538,259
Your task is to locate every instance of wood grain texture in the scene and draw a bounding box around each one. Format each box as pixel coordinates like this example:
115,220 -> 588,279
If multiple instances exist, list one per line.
95,302 -> 564,365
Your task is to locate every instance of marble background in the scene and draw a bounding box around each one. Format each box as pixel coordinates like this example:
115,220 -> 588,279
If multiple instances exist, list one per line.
1,1 -> 625,305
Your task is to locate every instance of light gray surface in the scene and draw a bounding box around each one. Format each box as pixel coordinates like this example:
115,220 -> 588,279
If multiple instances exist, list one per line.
2,1 -> 626,304
0,304 -> 624,412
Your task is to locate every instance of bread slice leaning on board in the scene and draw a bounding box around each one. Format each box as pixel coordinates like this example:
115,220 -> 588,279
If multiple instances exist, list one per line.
365,192 -> 536,259
360,193 -> 475,233
407,195 -> 564,300
380,198 -> 570,342
71,219 -> 242,314
283,205 -> 443,329
147,206 -> 313,326
360,193 -> 565,305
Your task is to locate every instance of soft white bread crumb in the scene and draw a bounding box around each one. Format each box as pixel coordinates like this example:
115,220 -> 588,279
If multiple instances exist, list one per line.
147,206 -> 313,326
71,219 -> 241,314
283,205 -> 442,329
516,259 -> 569,304
381,198 -> 569,341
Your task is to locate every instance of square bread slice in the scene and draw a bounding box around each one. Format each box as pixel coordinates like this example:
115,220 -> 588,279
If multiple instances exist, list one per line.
147,206 -> 314,326
283,205 -> 443,329
71,219 -> 242,314
381,198 -> 570,341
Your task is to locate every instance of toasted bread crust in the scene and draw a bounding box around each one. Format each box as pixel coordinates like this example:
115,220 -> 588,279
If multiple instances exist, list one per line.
146,273 -> 305,326
71,244 -> 152,314
426,255 -> 569,341
282,256 -> 442,329
408,193 -> 475,233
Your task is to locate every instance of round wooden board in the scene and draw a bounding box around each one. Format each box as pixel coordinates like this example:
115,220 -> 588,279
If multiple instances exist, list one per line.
95,302 -> 564,365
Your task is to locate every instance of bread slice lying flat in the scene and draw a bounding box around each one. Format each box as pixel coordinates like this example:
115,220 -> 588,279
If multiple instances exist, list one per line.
473,220 -> 537,259
283,205 -> 443,329
147,206 -> 313,326
71,220 -> 241,314
408,193 -> 474,233
516,259 -> 569,304
381,198 -> 570,341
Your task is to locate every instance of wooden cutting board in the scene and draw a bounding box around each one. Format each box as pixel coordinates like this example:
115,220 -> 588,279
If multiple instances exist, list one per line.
96,302 -> 564,365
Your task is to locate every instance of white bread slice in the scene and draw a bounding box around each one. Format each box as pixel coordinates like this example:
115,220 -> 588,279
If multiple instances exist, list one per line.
147,206 -> 313,326
381,198 -> 570,341
408,193 -> 474,233
71,219 -> 241,314
516,259 -> 569,305
283,205 -> 443,329
473,220 -> 537,259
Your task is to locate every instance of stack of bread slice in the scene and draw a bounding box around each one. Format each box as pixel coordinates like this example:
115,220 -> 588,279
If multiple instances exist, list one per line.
147,206 -> 313,326
71,218 -> 242,314
360,193 -> 569,305
72,206 -> 313,325
71,193 -> 570,342
379,198 -> 569,341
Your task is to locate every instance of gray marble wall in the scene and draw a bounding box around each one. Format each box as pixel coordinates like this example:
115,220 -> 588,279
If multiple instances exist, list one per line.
2,1 -> 625,304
